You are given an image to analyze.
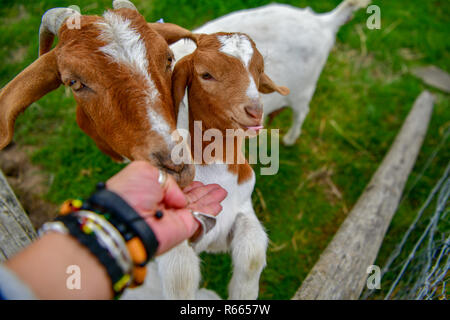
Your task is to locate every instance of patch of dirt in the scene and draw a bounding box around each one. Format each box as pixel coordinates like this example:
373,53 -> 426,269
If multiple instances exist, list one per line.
0,142 -> 58,229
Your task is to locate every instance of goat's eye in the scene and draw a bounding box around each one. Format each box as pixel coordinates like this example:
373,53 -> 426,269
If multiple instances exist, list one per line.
167,56 -> 175,70
69,79 -> 85,91
201,73 -> 213,80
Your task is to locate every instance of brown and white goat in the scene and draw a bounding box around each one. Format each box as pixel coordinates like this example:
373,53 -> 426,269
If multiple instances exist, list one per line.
144,33 -> 289,299
0,0 -> 195,186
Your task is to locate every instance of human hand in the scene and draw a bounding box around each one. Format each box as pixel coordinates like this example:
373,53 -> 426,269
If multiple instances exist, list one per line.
106,161 -> 187,211
106,161 -> 227,255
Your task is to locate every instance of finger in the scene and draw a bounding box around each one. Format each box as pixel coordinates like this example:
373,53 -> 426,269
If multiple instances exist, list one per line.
183,181 -> 204,194
185,184 -> 225,204
190,186 -> 228,207
200,203 -> 223,217
203,187 -> 228,205
176,209 -> 201,237
189,201 -> 223,217
188,187 -> 227,211
163,175 -> 187,209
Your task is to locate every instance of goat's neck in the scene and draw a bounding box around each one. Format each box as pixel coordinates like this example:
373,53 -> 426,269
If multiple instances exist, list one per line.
188,113 -> 253,185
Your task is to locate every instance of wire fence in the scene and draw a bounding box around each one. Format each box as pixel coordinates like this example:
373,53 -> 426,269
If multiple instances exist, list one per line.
361,128 -> 449,300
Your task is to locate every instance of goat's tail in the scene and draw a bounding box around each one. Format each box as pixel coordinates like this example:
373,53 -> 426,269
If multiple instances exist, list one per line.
320,0 -> 371,31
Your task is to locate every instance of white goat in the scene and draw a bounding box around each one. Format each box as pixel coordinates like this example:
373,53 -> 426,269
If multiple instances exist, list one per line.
172,0 -> 370,145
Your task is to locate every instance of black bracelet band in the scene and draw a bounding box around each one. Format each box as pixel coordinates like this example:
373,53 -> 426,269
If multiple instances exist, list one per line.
86,189 -> 159,263
55,214 -> 128,296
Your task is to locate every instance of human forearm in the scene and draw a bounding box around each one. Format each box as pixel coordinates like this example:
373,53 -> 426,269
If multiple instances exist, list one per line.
3,162 -> 227,300
5,232 -> 112,300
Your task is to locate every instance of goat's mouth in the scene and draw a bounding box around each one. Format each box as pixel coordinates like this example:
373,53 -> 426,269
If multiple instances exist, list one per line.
241,122 -> 264,134
231,117 -> 264,133
159,164 -> 195,188
154,153 -> 195,188
245,125 -> 264,132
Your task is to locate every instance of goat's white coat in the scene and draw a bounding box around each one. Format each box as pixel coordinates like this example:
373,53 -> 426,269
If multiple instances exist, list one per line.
121,260 -> 221,300
171,0 -> 370,145
97,11 -> 173,147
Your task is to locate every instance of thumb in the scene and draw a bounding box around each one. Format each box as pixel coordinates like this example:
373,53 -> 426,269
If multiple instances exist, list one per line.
163,175 -> 187,209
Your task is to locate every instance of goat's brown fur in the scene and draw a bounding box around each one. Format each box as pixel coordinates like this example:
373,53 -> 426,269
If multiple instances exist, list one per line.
0,7 -> 195,186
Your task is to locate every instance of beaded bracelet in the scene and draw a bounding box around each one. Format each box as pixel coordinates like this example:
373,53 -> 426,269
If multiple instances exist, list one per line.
46,180 -> 164,295
86,189 -> 159,263
59,195 -> 153,287
74,210 -> 133,276
73,210 -> 150,288
42,210 -> 131,274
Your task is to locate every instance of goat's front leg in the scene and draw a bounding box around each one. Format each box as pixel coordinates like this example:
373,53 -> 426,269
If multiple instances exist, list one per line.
228,212 -> 268,300
156,241 -> 201,300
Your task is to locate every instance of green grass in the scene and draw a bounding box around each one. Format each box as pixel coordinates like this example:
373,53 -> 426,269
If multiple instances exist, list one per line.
0,0 -> 449,299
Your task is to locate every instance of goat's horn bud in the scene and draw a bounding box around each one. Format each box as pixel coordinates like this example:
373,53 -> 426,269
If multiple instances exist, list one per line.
39,8 -> 80,56
40,8 -> 80,36
113,0 -> 138,10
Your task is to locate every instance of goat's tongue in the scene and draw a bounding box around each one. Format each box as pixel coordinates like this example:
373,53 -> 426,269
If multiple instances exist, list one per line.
247,125 -> 264,131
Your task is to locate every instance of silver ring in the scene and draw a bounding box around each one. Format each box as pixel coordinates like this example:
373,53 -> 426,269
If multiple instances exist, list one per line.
189,211 -> 217,244
158,169 -> 168,189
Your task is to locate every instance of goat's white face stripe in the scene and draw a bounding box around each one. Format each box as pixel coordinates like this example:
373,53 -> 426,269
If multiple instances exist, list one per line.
246,77 -> 259,100
218,34 -> 253,67
97,12 -> 157,100
96,12 -> 172,146
218,34 -> 259,100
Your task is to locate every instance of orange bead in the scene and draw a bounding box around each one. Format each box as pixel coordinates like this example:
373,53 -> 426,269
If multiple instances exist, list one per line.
127,237 -> 147,265
60,200 -> 73,216
133,266 -> 147,285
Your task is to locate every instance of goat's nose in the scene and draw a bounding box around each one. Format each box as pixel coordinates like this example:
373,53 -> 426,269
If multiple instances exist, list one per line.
179,163 -> 195,188
162,162 -> 195,188
245,105 -> 263,120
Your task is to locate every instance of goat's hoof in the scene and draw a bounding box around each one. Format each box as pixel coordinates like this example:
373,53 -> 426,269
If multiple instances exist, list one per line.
282,134 -> 299,146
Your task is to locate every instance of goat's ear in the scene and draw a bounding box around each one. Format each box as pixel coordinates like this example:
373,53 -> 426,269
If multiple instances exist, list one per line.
172,56 -> 193,120
259,73 -> 290,96
0,50 -> 61,149
149,22 -> 195,45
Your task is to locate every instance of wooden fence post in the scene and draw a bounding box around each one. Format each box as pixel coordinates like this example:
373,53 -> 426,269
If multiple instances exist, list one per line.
0,169 -> 36,262
293,91 -> 435,300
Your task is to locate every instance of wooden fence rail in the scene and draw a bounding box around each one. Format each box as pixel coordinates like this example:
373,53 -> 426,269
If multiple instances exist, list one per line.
0,169 -> 36,262
293,91 -> 435,300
